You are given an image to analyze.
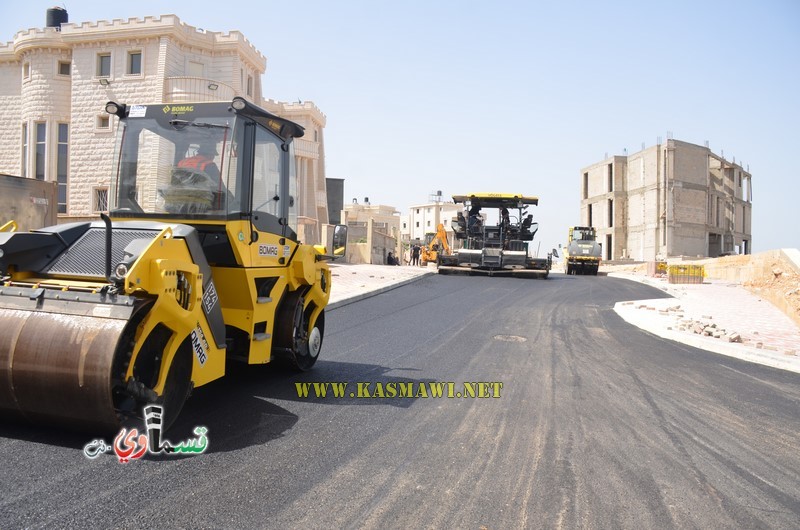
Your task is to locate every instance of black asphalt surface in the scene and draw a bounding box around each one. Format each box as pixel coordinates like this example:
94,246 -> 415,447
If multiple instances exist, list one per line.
2,273 -> 800,529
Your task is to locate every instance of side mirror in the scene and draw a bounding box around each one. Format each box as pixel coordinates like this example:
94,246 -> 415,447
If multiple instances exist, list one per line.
552,249 -> 560,258
316,224 -> 348,261
332,224 -> 347,258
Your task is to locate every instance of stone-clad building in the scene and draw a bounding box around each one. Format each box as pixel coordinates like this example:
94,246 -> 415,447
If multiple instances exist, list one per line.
0,9 -> 328,244
580,139 -> 753,261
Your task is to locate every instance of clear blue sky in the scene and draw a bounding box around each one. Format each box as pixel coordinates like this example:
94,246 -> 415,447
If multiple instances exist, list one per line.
2,1 -> 798,253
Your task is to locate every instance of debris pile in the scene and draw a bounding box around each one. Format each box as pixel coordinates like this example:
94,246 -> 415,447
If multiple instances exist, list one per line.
633,303 -> 746,344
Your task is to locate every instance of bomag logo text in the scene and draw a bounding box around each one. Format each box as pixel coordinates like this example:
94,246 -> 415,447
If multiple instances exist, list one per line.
163,105 -> 195,114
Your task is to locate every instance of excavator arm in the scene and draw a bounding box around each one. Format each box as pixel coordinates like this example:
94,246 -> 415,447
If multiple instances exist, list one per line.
421,224 -> 450,264
433,224 -> 450,254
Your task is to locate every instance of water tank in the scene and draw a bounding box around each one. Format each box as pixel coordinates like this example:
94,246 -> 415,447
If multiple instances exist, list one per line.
45,7 -> 69,29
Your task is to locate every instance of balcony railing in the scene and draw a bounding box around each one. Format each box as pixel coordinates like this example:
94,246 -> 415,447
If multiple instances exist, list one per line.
294,138 -> 319,158
164,77 -> 236,102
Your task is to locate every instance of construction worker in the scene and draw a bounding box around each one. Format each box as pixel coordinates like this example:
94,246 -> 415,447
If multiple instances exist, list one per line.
177,143 -> 220,182
468,204 -> 482,234
170,142 -> 226,211
411,244 -> 421,266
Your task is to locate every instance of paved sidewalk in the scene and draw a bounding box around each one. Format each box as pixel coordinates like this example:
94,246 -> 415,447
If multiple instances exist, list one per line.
327,263 -> 435,309
612,272 -> 800,374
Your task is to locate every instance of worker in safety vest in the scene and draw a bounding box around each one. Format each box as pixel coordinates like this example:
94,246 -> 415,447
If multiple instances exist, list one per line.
169,142 -> 226,212
177,143 -> 220,182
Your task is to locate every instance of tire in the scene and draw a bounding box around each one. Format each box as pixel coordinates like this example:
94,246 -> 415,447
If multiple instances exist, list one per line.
159,344 -> 193,431
276,291 -> 324,371
291,307 -> 324,371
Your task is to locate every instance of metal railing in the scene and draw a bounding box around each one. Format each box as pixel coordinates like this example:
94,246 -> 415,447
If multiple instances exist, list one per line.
164,77 -> 236,102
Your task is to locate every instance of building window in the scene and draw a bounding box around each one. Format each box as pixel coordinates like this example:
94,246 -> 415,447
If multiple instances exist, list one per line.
427,220 -> 431,227
97,53 -> 111,77
416,221 -> 419,228
314,129 -> 318,142
21,123 -> 27,178
23,62 -> 30,79
606,234 -> 612,260
416,209 -> 420,214
127,51 -> 142,75
96,115 -> 111,130
58,61 -> 71,76
587,203 -> 593,227
583,172 -> 588,199
35,123 -> 46,181
93,188 -> 109,212
247,75 -> 253,96
608,199 -> 613,227
402,222 -> 407,229
187,61 -> 204,77
608,163 -> 613,192
57,124 -> 69,214
443,219 -> 448,226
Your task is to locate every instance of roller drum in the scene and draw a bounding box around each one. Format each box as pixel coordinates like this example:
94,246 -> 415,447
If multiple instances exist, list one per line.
0,308 -> 127,432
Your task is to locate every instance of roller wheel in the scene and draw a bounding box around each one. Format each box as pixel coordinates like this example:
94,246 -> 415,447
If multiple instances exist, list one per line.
276,293 -> 324,371
290,306 -> 324,371
159,344 -> 193,431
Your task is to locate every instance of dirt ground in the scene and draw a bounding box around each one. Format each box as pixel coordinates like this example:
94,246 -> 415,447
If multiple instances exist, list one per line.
602,254 -> 800,327
743,257 -> 800,324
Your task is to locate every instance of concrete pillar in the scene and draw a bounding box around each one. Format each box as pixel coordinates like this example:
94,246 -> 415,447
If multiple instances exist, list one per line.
367,217 -> 374,264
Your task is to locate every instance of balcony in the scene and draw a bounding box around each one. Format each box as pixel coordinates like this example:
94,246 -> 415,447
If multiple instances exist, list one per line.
293,138 -> 319,158
164,77 -> 235,103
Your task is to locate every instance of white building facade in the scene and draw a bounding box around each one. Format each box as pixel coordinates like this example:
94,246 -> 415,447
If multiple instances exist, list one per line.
401,200 -> 461,243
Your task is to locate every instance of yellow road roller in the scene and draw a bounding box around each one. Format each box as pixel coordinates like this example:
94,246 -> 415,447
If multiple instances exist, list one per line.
0,98 -> 346,432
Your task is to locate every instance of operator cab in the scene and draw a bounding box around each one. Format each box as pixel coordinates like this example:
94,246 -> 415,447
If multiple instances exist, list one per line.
106,98 -> 304,242
452,194 -> 540,251
570,226 -> 596,242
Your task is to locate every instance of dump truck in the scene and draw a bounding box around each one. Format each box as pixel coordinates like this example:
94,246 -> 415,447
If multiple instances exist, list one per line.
0,97 -> 346,432
438,193 -> 551,277
564,226 -> 601,275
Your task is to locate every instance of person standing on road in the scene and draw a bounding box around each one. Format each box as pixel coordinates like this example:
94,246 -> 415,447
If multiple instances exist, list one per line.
411,244 -> 421,266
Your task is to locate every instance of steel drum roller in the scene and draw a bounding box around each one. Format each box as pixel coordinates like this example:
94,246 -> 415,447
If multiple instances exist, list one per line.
0,308 -> 127,431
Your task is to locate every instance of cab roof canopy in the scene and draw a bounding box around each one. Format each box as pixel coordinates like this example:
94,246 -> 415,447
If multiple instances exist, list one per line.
452,193 -> 539,208
120,97 -> 305,141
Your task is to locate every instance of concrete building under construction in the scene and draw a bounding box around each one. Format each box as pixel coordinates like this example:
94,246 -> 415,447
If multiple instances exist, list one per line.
580,139 -> 753,261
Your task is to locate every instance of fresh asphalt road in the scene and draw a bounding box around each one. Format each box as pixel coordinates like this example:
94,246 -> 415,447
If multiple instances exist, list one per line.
2,273 -> 800,529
